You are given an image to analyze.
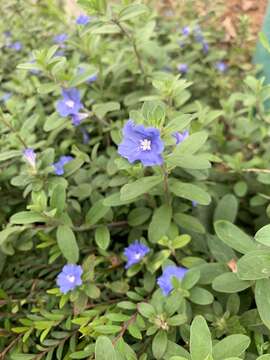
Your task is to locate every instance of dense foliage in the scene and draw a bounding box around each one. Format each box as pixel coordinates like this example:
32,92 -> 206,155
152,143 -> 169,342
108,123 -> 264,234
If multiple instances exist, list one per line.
2,0 -> 270,359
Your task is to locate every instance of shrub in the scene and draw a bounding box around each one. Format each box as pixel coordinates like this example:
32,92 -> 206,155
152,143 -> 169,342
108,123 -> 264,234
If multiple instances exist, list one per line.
1,0 -> 270,359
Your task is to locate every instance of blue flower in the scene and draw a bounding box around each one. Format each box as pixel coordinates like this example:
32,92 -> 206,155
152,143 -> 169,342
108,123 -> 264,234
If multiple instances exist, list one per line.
118,120 -> 164,166
56,264 -> 83,294
23,148 -> 36,168
177,63 -> 188,74
182,26 -> 191,36
4,31 -> 11,38
76,14 -> 91,25
124,241 -> 150,269
1,92 -> 12,102
71,113 -> 88,126
53,33 -> 68,44
56,88 -> 83,117
202,42 -> 209,54
157,265 -> 187,296
215,61 -> 228,73
192,200 -> 197,207
53,155 -> 73,176
194,25 -> 204,43
172,130 -> 189,145
9,41 -> 22,51
80,127 -> 90,144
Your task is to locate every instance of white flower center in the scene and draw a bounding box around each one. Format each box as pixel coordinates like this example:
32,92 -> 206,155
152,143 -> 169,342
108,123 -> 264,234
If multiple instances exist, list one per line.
66,275 -> 75,283
65,100 -> 75,108
134,253 -> 142,260
140,139 -> 151,151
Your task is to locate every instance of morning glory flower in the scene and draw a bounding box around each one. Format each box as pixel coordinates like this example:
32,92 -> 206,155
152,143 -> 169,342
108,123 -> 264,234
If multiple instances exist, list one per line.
182,26 -> 191,36
157,265 -> 187,296
71,113 -> 88,127
56,264 -> 83,294
172,130 -> 189,145
53,33 -> 68,44
177,63 -> 188,74
56,88 -> 82,117
76,14 -> 90,25
118,120 -> 164,167
124,241 -> 150,269
215,61 -> 228,73
0,92 -> 12,102
53,155 -> 73,176
9,41 -> 22,51
23,148 -> 36,168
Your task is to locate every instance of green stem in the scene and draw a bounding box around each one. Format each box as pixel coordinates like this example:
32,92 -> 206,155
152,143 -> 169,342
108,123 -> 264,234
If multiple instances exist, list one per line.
0,114 -> 27,148
161,164 -> 170,204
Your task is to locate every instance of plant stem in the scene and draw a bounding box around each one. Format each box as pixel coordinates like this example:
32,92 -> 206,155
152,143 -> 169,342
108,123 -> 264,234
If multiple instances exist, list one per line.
0,114 -> 27,148
161,164 -> 170,204
112,19 -> 146,81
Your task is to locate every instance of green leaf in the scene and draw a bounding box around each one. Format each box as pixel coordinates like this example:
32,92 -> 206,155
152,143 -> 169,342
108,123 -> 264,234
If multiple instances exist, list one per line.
0,150 -> 21,162
56,225 -> 79,263
120,175 -> 163,202
148,204 -> 172,243
190,316 -> 212,360
152,330 -> 168,359
214,194 -> 238,223
128,207 -> 152,226
10,211 -> 46,224
92,102 -> 120,118
172,131 -> 208,155
259,32 -> 270,53
214,220 -> 257,254
95,225 -> 110,250
94,325 -> 121,334
255,224 -> 270,246
189,287 -> 214,305
212,334 -> 250,360
174,213 -> 205,234
212,272 -> 252,293
168,154 -> 211,170
237,250 -> 270,280
170,180 -> 211,205
119,4 -> 149,21
95,336 -> 117,360
137,302 -> 155,318
164,114 -> 193,134
50,184 -> 66,213
91,24 -> 120,34
84,283 -> 100,299
85,199 -> 110,225
167,314 -> 187,326
69,68 -> 97,87
255,279 -> 270,329
182,269 -> 200,290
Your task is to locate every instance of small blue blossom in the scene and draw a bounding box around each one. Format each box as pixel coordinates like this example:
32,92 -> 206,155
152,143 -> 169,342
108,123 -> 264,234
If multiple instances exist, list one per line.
215,61 -> 228,73
53,33 -> 68,44
202,41 -> 209,54
56,264 -> 83,294
124,241 -> 150,269
9,41 -> 22,51
194,25 -> 204,43
53,155 -> 73,176
172,130 -> 189,145
76,14 -> 91,25
177,63 -> 188,74
4,31 -> 11,38
23,148 -> 36,168
0,92 -> 12,102
182,26 -> 191,36
157,265 -> 187,296
71,112 -> 88,127
118,120 -> 164,167
80,127 -> 90,144
56,88 -> 83,117
192,200 -> 198,207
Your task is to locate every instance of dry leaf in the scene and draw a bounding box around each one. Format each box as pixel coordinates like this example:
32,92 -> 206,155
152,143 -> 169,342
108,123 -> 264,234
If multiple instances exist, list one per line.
222,16 -> 237,40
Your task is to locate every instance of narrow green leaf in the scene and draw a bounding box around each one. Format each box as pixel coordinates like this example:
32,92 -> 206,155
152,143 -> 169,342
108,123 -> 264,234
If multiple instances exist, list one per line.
56,225 -> 79,263
190,316 -> 212,360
